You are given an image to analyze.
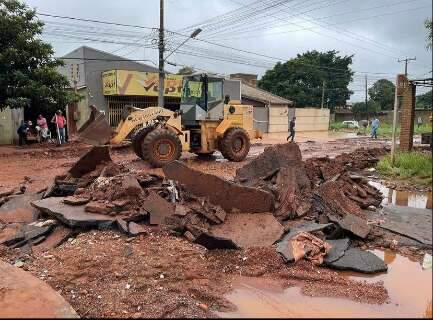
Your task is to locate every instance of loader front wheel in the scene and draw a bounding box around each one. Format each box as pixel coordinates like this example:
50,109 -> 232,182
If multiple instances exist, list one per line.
140,128 -> 182,167
132,127 -> 153,159
220,127 -> 250,162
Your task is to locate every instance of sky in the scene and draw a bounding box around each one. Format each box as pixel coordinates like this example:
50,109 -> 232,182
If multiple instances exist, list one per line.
23,0 -> 433,102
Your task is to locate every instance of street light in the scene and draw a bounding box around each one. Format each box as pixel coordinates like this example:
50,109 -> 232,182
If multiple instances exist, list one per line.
164,28 -> 202,61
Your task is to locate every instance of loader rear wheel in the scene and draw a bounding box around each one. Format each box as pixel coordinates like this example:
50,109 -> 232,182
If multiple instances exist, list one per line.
220,127 -> 250,162
132,127 -> 153,159
140,128 -> 182,167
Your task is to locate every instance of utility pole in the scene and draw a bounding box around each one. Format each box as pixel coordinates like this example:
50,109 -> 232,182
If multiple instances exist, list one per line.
321,80 -> 326,109
398,57 -> 416,76
365,74 -> 368,121
158,0 -> 165,108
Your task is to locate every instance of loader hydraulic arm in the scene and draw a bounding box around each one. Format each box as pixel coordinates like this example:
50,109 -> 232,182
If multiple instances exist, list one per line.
110,106 -> 181,144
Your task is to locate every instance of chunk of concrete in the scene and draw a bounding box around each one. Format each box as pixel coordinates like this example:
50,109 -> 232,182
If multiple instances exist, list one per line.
235,143 -> 303,184
32,226 -> 74,254
210,213 -> 284,248
63,196 -> 90,206
142,191 -> 175,225
194,232 -> 239,250
116,218 -> 129,234
128,222 -> 147,236
68,146 -> 111,178
31,197 -> 115,228
328,213 -> 371,239
0,260 -> 78,318
326,248 -> 388,274
323,238 -> 351,264
121,175 -> 142,197
163,161 -> 274,213
85,201 -> 112,215
0,193 -> 42,224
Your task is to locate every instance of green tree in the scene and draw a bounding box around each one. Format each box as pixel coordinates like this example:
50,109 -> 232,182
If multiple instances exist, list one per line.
416,90 -> 432,109
0,0 -> 80,118
352,100 -> 380,116
177,66 -> 195,75
368,79 -> 395,111
426,18 -> 432,50
258,50 -> 354,110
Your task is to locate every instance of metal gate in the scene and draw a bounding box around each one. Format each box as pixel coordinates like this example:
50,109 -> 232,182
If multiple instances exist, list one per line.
107,96 -> 180,127
253,106 -> 269,133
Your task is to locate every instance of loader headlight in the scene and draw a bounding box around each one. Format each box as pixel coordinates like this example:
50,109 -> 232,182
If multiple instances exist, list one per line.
229,106 -> 236,114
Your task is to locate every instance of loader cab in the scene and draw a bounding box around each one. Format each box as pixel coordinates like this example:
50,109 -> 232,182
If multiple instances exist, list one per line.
180,74 -> 224,126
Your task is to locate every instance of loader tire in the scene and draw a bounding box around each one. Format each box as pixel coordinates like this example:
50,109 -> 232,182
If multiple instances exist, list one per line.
141,128 -> 182,167
220,127 -> 250,162
132,127 -> 153,159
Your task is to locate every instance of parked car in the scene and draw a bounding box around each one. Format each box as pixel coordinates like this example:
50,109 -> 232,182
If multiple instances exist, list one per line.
342,120 -> 359,129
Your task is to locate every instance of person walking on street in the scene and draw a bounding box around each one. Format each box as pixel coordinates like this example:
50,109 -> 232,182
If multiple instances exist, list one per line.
287,117 -> 296,142
417,116 -> 423,129
17,120 -> 30,146
51,110 -> 66,145
371,118 -> 380,139
36,114 -> 49,142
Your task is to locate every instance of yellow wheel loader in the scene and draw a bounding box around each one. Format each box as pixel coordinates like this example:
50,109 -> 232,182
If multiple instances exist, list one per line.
78,74 -> 261,167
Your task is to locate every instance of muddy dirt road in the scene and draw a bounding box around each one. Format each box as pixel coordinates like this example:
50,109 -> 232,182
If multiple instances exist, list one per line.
0,134 -> 389,192
1,133 -> 431,318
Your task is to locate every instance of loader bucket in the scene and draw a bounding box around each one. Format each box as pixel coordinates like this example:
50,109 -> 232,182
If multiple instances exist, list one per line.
77,105 -> 113,146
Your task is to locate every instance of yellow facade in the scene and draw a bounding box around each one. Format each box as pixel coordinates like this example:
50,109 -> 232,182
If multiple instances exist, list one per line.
102,70 -> 183,97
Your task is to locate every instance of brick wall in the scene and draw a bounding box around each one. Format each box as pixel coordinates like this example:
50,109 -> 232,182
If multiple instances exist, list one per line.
399,83 -> 416,152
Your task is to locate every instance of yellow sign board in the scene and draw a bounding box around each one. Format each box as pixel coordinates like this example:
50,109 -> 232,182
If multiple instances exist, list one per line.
102,70 -> 117,95
102,70 -> 183,97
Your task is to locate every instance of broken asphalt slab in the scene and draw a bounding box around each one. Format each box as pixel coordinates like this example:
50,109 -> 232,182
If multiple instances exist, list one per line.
1,224 -> 55,248
209,213 -> 284,248
68,145 -> 111,178
142,190 -> 175,225
323,238 -> 351,264
163,161 -> 274,213
0,193 -> 42,224
325,248 -> 388,274
235,143 -> 303,185
277,222 -> 334,263
328,213 -> 371,239
31,197 -> 116,228
377,205 -> 432,246
0,260 -> 78,318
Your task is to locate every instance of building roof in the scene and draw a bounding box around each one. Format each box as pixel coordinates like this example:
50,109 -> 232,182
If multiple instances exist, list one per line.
241,83 -> 292,105
61,46 -> 159,73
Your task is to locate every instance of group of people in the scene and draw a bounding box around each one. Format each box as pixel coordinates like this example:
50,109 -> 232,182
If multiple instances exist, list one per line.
285,116 -> 386,142
17,110 -> 67,146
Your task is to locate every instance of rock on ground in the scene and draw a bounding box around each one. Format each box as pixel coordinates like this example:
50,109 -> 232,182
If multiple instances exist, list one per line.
0,260 -> 78,318
325,248 -> 388,274
163,161 -> 274,213
31,197 -> 115,228
209,213 -> 284,248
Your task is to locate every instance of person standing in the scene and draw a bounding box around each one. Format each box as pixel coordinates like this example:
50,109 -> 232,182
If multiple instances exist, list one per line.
17,120 -> 29,146
287,117 -> 296,142
371,118 -> 380,139
51,110 -> 66,145
417,116 -> 423,128
36,114 -> 48,142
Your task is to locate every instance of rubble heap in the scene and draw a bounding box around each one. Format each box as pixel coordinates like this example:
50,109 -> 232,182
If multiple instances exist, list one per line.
1,143 -> 395,274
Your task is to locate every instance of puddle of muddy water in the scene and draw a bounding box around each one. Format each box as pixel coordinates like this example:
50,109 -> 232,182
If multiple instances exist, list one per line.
217,250 -> 432,318
369,181 -> 432,209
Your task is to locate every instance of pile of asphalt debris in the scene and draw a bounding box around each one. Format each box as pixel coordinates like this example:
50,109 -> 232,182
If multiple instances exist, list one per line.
0,143 -> 397,274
